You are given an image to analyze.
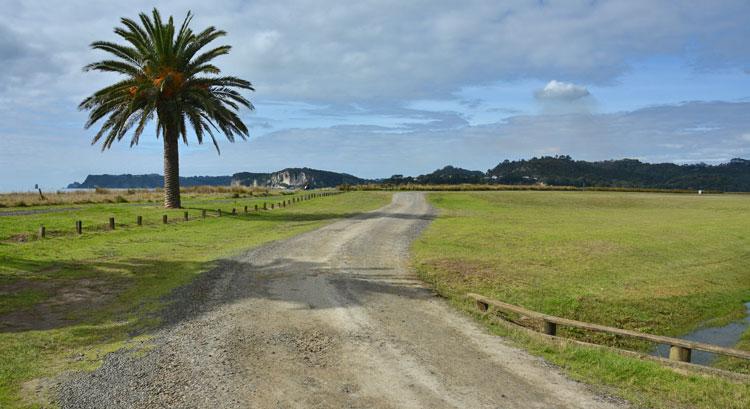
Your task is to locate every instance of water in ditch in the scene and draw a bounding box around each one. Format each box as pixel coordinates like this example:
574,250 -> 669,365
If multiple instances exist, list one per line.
653,302 -> 750,365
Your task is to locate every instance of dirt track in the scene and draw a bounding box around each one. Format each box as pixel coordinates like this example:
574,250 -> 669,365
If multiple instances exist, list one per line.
58,192 -> 625,408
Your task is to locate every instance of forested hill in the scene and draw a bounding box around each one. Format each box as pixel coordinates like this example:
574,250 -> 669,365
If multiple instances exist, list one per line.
66,158 -> 750,191
486,156 -> 750,191
232,167 -> 367,188
67,174 -> 232,189
67,168 -> 368,189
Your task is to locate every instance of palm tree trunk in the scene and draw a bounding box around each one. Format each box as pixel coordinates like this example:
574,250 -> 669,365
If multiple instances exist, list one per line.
163,128 -> 181,208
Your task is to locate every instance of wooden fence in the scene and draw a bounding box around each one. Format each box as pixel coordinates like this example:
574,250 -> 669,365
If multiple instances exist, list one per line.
468,293 -> 750,365
27,191 -> 343,240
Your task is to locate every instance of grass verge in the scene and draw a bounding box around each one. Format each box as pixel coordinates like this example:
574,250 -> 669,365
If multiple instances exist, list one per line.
413,191 -> 750,408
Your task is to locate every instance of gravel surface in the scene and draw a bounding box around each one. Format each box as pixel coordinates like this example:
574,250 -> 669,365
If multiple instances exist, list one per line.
56,192 -> 626,408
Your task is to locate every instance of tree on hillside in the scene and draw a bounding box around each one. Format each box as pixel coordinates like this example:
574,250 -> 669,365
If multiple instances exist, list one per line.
80,9 -> 254,208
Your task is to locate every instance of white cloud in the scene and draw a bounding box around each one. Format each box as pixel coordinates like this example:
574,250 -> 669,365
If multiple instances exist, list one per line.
534,80 -> 590,101
1,1 -> 750,190
533,80 -> 594,114
1,0 -> 749,102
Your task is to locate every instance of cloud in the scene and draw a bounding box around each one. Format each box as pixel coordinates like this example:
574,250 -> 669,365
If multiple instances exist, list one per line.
1,1 -> 750,190
459,99 -> 483,109
534,80 -> 594,114
1,1 -> 749,102
0,22 -> 57,92
1,100 -> 748,190
534,80 -> 590,101
223,100 -> 750,178
0,25 -> 24,60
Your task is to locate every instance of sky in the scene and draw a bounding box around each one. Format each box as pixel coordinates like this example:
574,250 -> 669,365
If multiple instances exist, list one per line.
1,0 -> 749,191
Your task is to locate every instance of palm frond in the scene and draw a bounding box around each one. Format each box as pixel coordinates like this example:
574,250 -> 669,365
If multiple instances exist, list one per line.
80,8 -> 254,154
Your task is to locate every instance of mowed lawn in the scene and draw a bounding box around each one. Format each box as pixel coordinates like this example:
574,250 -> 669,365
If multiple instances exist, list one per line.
413,191 -> 750,409
0,191 -> 391,408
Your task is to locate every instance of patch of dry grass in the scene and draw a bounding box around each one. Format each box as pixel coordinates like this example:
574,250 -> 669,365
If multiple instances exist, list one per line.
0,186 -> 282,208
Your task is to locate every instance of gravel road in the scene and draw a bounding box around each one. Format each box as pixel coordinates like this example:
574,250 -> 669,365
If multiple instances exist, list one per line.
57,192 -> 625,408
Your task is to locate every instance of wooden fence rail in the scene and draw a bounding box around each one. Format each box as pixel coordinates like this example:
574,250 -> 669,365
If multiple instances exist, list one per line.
468,293 -> 750,364
19,190 -> 345,240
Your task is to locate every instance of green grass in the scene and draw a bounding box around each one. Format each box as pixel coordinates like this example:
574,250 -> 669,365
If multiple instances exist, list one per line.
0,190 -> 312,241
413,191 -> 750,408
0,191 -> 391,408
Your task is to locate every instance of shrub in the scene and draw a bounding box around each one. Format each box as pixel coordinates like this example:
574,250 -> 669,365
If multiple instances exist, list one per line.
115,195 -> 129,203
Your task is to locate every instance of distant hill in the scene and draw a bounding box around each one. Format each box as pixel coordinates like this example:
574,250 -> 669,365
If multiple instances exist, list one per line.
67,174 -> 232,189
66,158 -> 750,192
378,157 -> 750,192
67,168 -> 368,189
232,167 -> 367,189
417,166 -> 486,184
487,156 -> 750,191
382,166 -> 485,185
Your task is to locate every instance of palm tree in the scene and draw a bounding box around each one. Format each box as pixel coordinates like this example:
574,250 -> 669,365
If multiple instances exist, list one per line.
80,9 -> 254,208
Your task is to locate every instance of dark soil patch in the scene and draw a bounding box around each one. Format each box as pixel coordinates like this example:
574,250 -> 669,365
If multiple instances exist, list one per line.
0,278 -> 125,332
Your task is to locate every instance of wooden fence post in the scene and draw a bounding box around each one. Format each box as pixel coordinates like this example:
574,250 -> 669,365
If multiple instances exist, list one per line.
202,209 -> 206,218
244,205 -> 248,213
109,217 -> 115,230
263,202 -> 267,210
232,208 -> 237,215
254,204 -> 258,211
543,320 -> 557,336
271,203 -> 274,209
184,211 -> 189,221
217,209 -> 222,217
162,214 -> 168,224
76,220 -> 82,234
39,225 -> 46,239
669,345 -> 692,362
137,215 -> 143,225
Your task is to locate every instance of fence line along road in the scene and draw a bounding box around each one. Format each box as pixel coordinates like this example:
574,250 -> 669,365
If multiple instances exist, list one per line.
468,293 -> 750,364
27,191 -> 344,241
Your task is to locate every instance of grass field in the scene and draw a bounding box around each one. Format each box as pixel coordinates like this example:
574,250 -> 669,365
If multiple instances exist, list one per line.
0,190 -> 312,242
0,190 -> 391,408
412,191 -> 750,409
0,185 -> 280,208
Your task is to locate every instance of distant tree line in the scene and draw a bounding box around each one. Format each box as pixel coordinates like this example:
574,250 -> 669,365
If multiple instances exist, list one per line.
382,157 -> 750,192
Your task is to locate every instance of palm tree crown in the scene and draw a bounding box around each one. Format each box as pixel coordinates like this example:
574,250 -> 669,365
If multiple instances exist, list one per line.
80,9 -> 254,207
